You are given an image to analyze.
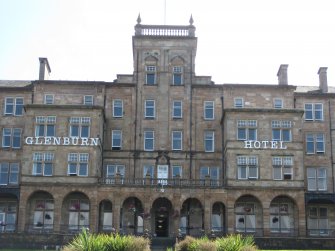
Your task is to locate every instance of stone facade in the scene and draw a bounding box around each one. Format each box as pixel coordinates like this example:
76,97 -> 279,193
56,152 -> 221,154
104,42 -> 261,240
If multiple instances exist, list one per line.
0,16 -> 335,247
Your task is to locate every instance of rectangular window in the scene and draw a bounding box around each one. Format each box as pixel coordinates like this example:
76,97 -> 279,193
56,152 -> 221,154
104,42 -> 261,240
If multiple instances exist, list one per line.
33,152 -> 54,176
146,65 -> 156,85
306,133 -> 325,154
204,101 -> 214,120
112,130 -> 122,150
44,94 -> 54,105
172,131 -> 182,151
69,117 -> 90,138
2,128 -> 22,149
200,167 -> 219,186
67,153 -> 89,176
237,156 -> 258,180
0,163 -> 19,185
4,97 -> 23,116
172,100 -> 182,118
307,167 -> 327,191
308,207 -> 329,236
305,103 -> 323,121
172,165 -> 182,178
84,95 -> 93,105
106,164 -> 125,184
272,120 -> 292,142
145,100 -> 155,119
113,99 -> 123,118
35,116 -> 56,137
143,165 -> 154,178
204,131 -> 215,152
272,156 -> 293,180
144,130 -> 154,151
234,97 -> 244,108
173,66 -> 183,85
274,98 -> 283,109
237,120 -> 257,141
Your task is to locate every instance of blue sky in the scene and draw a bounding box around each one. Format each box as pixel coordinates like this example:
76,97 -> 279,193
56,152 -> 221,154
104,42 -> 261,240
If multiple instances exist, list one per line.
0,0 -> 334,86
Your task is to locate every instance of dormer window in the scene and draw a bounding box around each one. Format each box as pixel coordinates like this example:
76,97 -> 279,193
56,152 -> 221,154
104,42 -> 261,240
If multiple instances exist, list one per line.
146,66 -> 156,85
44,94 -> 54,105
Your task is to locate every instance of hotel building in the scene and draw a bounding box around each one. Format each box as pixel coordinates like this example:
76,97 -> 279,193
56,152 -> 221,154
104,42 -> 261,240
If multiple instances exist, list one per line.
0,16 -> 334,248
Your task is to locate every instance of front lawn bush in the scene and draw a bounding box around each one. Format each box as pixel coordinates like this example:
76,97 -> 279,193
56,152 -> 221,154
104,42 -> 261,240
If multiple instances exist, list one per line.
175,234 -> 257,251
62,228 -> 150,251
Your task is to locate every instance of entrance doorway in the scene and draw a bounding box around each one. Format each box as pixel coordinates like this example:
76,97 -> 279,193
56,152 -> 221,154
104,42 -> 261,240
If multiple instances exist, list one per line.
152,197 -> 172,237
155,210 -> 168,237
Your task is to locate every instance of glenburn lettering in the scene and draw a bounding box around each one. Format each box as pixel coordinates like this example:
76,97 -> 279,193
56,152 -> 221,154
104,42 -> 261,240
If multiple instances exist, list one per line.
25,136 -> 99,146
244,140 -> 287,149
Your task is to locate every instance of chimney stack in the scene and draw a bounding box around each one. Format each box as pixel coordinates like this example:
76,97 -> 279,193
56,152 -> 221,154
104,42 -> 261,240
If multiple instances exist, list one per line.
318,67 -> 328,93
277,64 -> 288,85
39,57 -> 51,80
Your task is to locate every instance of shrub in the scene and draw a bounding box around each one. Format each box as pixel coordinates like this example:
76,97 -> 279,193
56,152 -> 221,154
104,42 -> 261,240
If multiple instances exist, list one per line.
62,228 -> 150,251
216,234 -> 257,251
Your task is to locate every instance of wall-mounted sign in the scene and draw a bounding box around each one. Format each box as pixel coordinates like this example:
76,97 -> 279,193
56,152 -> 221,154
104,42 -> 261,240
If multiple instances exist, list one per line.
244,140 -> 287,149
25,136 -> 99,146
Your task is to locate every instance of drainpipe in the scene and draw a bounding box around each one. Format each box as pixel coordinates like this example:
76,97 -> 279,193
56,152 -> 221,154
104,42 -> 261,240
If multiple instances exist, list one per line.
329,100 -> 335,193
134,51 -> 139,180
189,50 -> 193,179
220,96 -> 225,186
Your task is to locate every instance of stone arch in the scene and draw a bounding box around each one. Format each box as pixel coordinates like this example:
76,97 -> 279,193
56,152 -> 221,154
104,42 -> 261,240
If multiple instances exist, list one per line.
25,190 -> 54,232
180,198 -> 204,236
121,196 -> 144,235
269,195 -> 298,236
170,55 -> 185,65
234,194 -> 263,236
61,191 -> 90,233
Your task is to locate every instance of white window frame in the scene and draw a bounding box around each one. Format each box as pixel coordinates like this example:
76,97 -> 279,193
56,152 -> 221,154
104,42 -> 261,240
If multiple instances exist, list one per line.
172,131 -> 182,151
306,133 -> 325,154
111,130 -> 122,150
272,120 -> 292,142
144,100 -> 155,119
146,65 -> 156,85
2,128 -> 22,149
67,153 -> 89,176
204,101 -> 214,120
172,165 -> 182,178
237,156 -> 258,180
172,66 -> 183,85
307,167 -> 327,191
237,120 -> 257,141
84,95 -> 93,106
273,98 -> 283,109
0,162 -> 19,185
172,100 -> 182,119
305,103 -> 323,121
35,116 -> 56,137
44,94 -> 54,105
204,131 -> 215,152
69,117 -> 90,138
144,130 -> 154,151
272,156 -> 293,180
106,164 -> 125,178
113,99 -> 123,118
33,152 -> 54,176
4,97 -> 24,116
234,97 -> 244,108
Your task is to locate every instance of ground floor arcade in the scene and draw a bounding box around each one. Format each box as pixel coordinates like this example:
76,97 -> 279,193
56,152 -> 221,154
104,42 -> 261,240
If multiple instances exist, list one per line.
1,185 -> 335,238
